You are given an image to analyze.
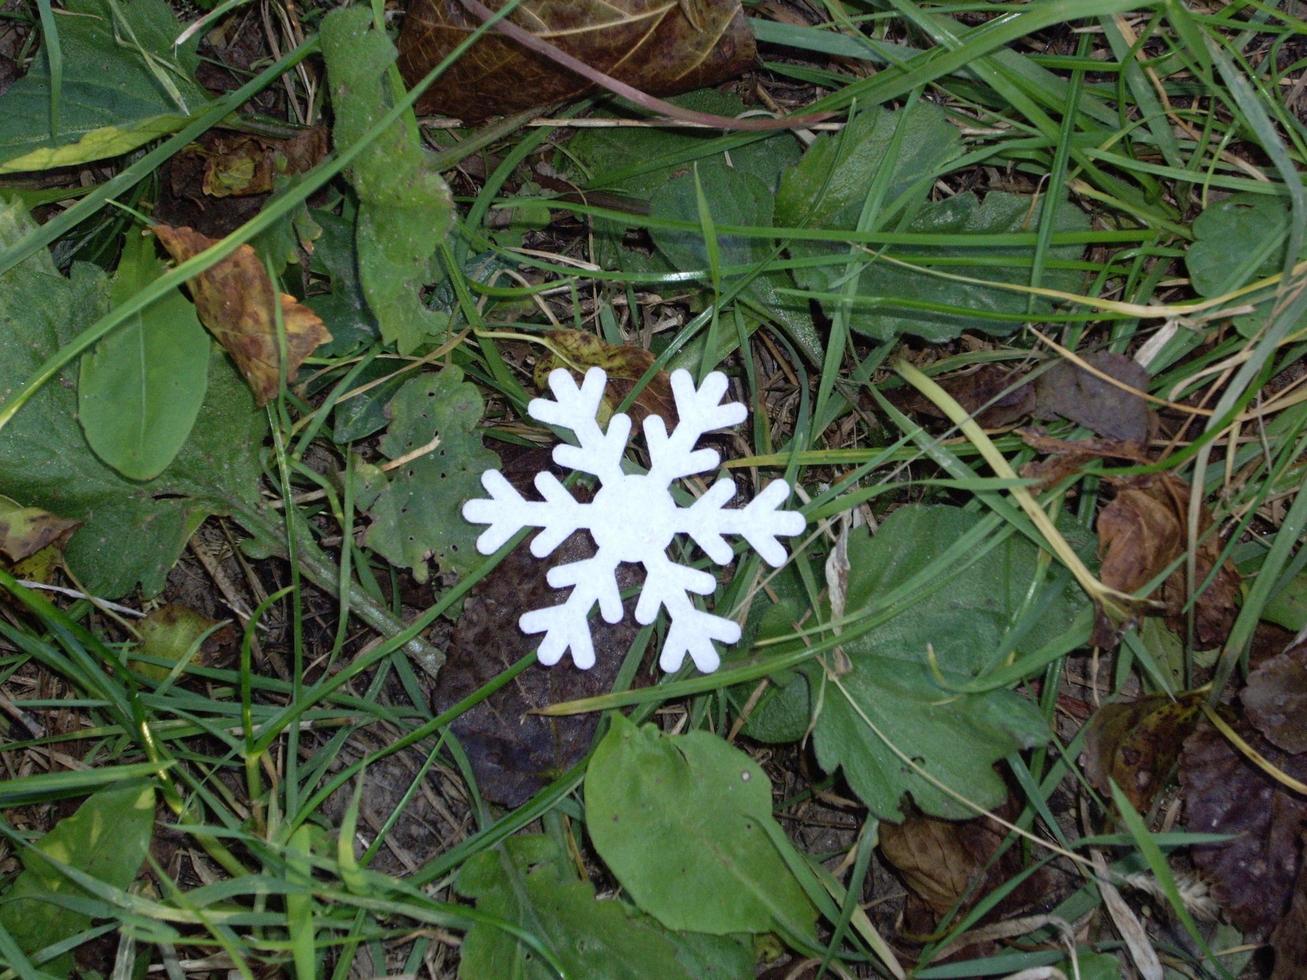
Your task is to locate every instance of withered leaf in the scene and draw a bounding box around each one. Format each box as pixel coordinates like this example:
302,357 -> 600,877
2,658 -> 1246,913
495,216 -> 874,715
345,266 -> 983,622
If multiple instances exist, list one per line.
1081,693 -> 1203,813
1270,831 -> 1307,980
435,448 -> 639,806
0,496 -> 79,564
1017,429 -> 1150,490
1244,641 -> 1307,755
152,225 -> 331,406
1095,474 -> 1240,648
878,799 -> 1059,936
182,128 -> 327,199
1181,713 -> 1307,935
131,603 -> 235,681
891,363 -> 1035,429
534,329 -> 675,429
397,0 -> 756,120
1034,351 -> 1155,445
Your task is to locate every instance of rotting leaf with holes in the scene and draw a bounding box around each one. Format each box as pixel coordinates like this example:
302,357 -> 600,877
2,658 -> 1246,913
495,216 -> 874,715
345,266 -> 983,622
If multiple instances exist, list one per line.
0,783 -> 154,975
396,0 -> 756,121
321,8 -> 453,355
456,835 -> 755,979
0,0 -> 207,174
78,228 -> 210,480
803,505 -> 1087,821
1081,693 -> 1204,813
585,714 -> 817,937
533,329 -> 675,429
363,368 -> 500,581
0,202 -> 268,598
152,224 -> 331,407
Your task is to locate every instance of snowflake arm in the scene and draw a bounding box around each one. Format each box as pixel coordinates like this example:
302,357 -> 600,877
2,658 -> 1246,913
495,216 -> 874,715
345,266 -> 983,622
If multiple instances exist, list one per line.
519,554 -> 622,668
682,478 -> 808,567
635,553 -> 741,673
461,469 -> 587,558
645,369 -> 747,484
529,367 -> 630,485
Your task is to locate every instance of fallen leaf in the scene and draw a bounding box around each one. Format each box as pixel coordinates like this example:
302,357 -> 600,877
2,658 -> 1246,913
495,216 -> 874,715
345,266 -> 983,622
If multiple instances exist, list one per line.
1017,429 -> 1150,489
1081,693 -> 1203,812
1270,830 -> 1307,979
397,0 -> 755,120
131,603 -> 234,681
1034,352 -> 1155,445
891,363 -> 1035,429
1244,641 -> 1307,756
1095,474 -> 1240,648
0,495 -> 79,564
152,224 -> 332,406
533,330 -> 675,429
171,128 -> 328,199
1180,712 -> 1307,935
434,448 -> 636,806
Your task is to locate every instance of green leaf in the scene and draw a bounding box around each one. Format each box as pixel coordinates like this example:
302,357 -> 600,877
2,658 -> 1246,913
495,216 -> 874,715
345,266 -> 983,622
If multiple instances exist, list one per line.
362,367 -> 498,581
0,783 -> 154,974
1186,192 -> 1303,338
307,209 -> 380,358
78,230 -> 209,480
649,160 -> 820,362
774,102 -> 962,231
0,201 -> 267,598
320,8 -> 453,355
456,835 -> 754,980
796,190 -> 1090,343
0,0 -> 208,173
806,506 -> 1081,820
585,715 -> 817,937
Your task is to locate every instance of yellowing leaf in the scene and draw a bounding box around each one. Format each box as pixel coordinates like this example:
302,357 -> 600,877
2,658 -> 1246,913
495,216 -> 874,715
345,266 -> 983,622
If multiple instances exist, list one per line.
533,329 -> 675,427
397,0 -> 755,120
152,224 -> 331,406
0,495 -> 79,564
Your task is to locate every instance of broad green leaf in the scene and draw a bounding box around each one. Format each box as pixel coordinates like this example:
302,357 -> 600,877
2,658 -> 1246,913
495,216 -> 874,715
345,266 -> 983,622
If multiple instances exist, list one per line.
0,783 -> 154,974
805,506 -> 1085,820
307,209 -> 380,358
0,202 -> 267,598
78,229 -> 209,480
1263,567 -> 1306,632
455,835 -> 754,979
320,8 -> 453,355
774,102 -> 962,232
362,367 -> 498,581
0,0 -> 208,173
794,190 -> 1090,343
1185,192 -> 1303,338
585,714 -> 817,936
649,160 -> 821,361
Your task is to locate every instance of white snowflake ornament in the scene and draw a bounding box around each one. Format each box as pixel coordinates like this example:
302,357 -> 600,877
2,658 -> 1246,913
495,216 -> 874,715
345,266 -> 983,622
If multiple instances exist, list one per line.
462,367 -> 805,674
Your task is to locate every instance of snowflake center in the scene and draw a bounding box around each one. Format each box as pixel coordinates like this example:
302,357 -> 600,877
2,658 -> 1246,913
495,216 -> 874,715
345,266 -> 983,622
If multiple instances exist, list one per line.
590,473 -> 677,564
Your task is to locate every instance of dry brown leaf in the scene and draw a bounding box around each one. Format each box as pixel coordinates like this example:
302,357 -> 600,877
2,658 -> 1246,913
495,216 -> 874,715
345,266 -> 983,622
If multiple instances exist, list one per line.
534,329 -> 676,429
1017,429 -> 1151,490
1095,474 -> 1240,648
176,128 -> 327,199
1244,641 -> 1307,757
891,363 -> 1035,429
152,224 -> 331,406
1180,712 -> 1307,935
1034,351 -> 1155,445
397,0 -> 755,120
1270,830 -> 1307,979
1081,693 -> 1203,813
